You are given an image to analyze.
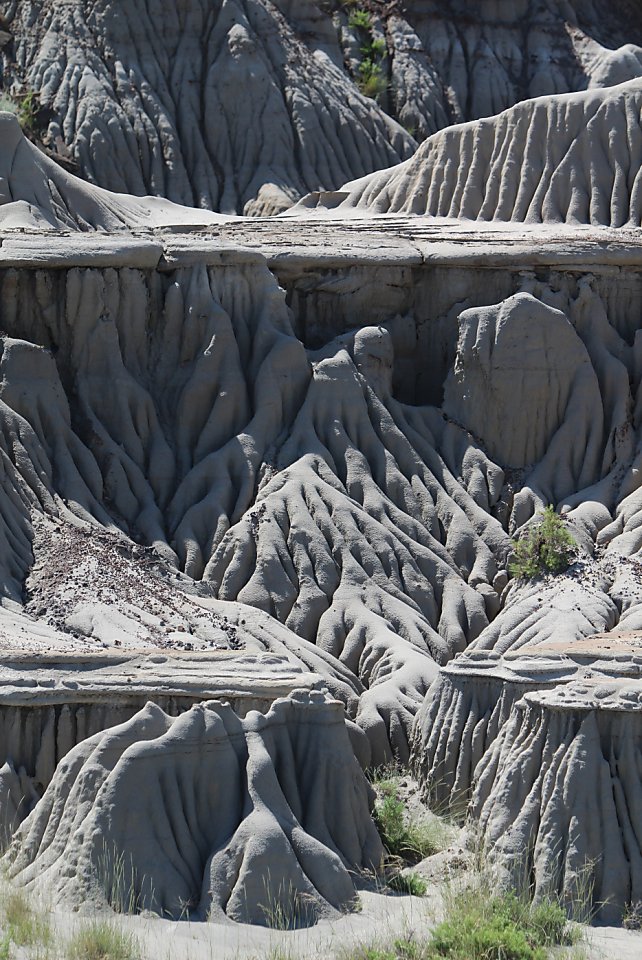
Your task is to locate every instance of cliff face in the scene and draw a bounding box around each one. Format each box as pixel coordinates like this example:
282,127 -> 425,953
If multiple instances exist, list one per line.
2,0 -> 642,213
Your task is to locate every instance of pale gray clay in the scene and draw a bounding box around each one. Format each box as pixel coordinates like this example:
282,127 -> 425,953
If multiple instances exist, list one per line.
5,692 -> 382,924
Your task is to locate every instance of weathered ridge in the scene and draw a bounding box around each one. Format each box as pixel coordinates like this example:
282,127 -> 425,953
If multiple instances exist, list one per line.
1,4 -> 642,948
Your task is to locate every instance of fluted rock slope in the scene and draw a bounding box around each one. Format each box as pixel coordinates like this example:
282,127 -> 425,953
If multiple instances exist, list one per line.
1,0 -> 414,215
384,0 -> 642,139
471,678 -> 642,922
4,1 -> 642,212
305,80 -> 642,226
0,113 -> 223,231
5,692 -> 382,925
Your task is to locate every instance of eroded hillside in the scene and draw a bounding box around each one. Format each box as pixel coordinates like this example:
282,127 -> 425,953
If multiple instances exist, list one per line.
2,0 -> 642,212
2,52 -> 642,930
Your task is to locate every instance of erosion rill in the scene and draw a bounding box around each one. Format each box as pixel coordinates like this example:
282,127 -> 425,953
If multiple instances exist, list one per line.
3,55 -> 642,940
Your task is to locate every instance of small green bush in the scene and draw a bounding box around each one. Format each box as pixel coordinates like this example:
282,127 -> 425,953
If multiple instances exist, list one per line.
0,90 -> 40,134
17,91 -> 38,133
358,59 -> 387,99
346,6 -> 387,100
349,9 -> 372,29
509,506 -> 576,580
340,939 -> 423,960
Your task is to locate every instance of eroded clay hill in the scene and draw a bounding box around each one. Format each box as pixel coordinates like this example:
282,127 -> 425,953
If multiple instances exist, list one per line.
3,71 -> 642,924
302,79 -> 642,224
3,0 -> 642,212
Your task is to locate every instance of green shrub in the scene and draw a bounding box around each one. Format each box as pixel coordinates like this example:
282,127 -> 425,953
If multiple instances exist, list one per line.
369,37 -> 386,57
349,9 -> 372,29
338,889 -> 577,959
358,59 -> 387,99
340,939 -> 424,960
509,506 -> 576,580
17,91 -> 38,133
0,90 -> 40,134
346,6 -> 387,100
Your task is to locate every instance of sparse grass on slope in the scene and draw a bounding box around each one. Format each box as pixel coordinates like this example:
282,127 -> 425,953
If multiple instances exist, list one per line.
0,885 -> 52,954
66,920 -> 140,960
372,772 -> 448,864
387,872 -> 428,897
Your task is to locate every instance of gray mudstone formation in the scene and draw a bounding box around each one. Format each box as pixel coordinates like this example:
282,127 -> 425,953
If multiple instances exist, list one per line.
5,691 -> 383,925
471,678 -> 642,924
302,79 -> 642,224
2,45 -> 642,928
2,1 -> 642,212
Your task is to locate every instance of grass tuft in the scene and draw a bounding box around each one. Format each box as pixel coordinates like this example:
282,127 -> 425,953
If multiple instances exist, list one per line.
387,872 -> 427,897
66,920 -> 140,960
257,878 -> 318,930
1,887 -> 52,950
338,886 -> 579,960
427,888 -> 578,960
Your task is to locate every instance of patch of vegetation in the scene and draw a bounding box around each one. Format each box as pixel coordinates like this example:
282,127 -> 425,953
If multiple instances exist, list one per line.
349,8 -> 372,30
387,872 -> 427,896
427,888 -> 578,960
66,920 -> 141,960
0,89 -> 42,135
372,775 -> 446,864
257,879 -> 317,930
341,940 -> 424,960
338,890 -> 579,960
1,887 -> 52,951
16,91 -> 38,134
357,60 -> 387,100
509,506 -> 576,580
346,7 -> 388,101
623,899 -> 642,929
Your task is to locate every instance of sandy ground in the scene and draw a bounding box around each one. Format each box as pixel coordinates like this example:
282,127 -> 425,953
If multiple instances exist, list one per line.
7,890 -> 433,960
2,887 -> 638,960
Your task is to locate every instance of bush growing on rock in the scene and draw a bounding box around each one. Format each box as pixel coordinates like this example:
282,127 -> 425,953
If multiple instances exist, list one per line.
509,507 -> 576,580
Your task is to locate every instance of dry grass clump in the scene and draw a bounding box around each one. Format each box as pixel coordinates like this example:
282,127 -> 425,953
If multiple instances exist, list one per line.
66,920 -> 141,960
0,884 -> 52,957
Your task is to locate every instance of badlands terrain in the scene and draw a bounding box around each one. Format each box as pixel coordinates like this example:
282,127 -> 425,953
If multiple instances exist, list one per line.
1,2 -> 642,958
